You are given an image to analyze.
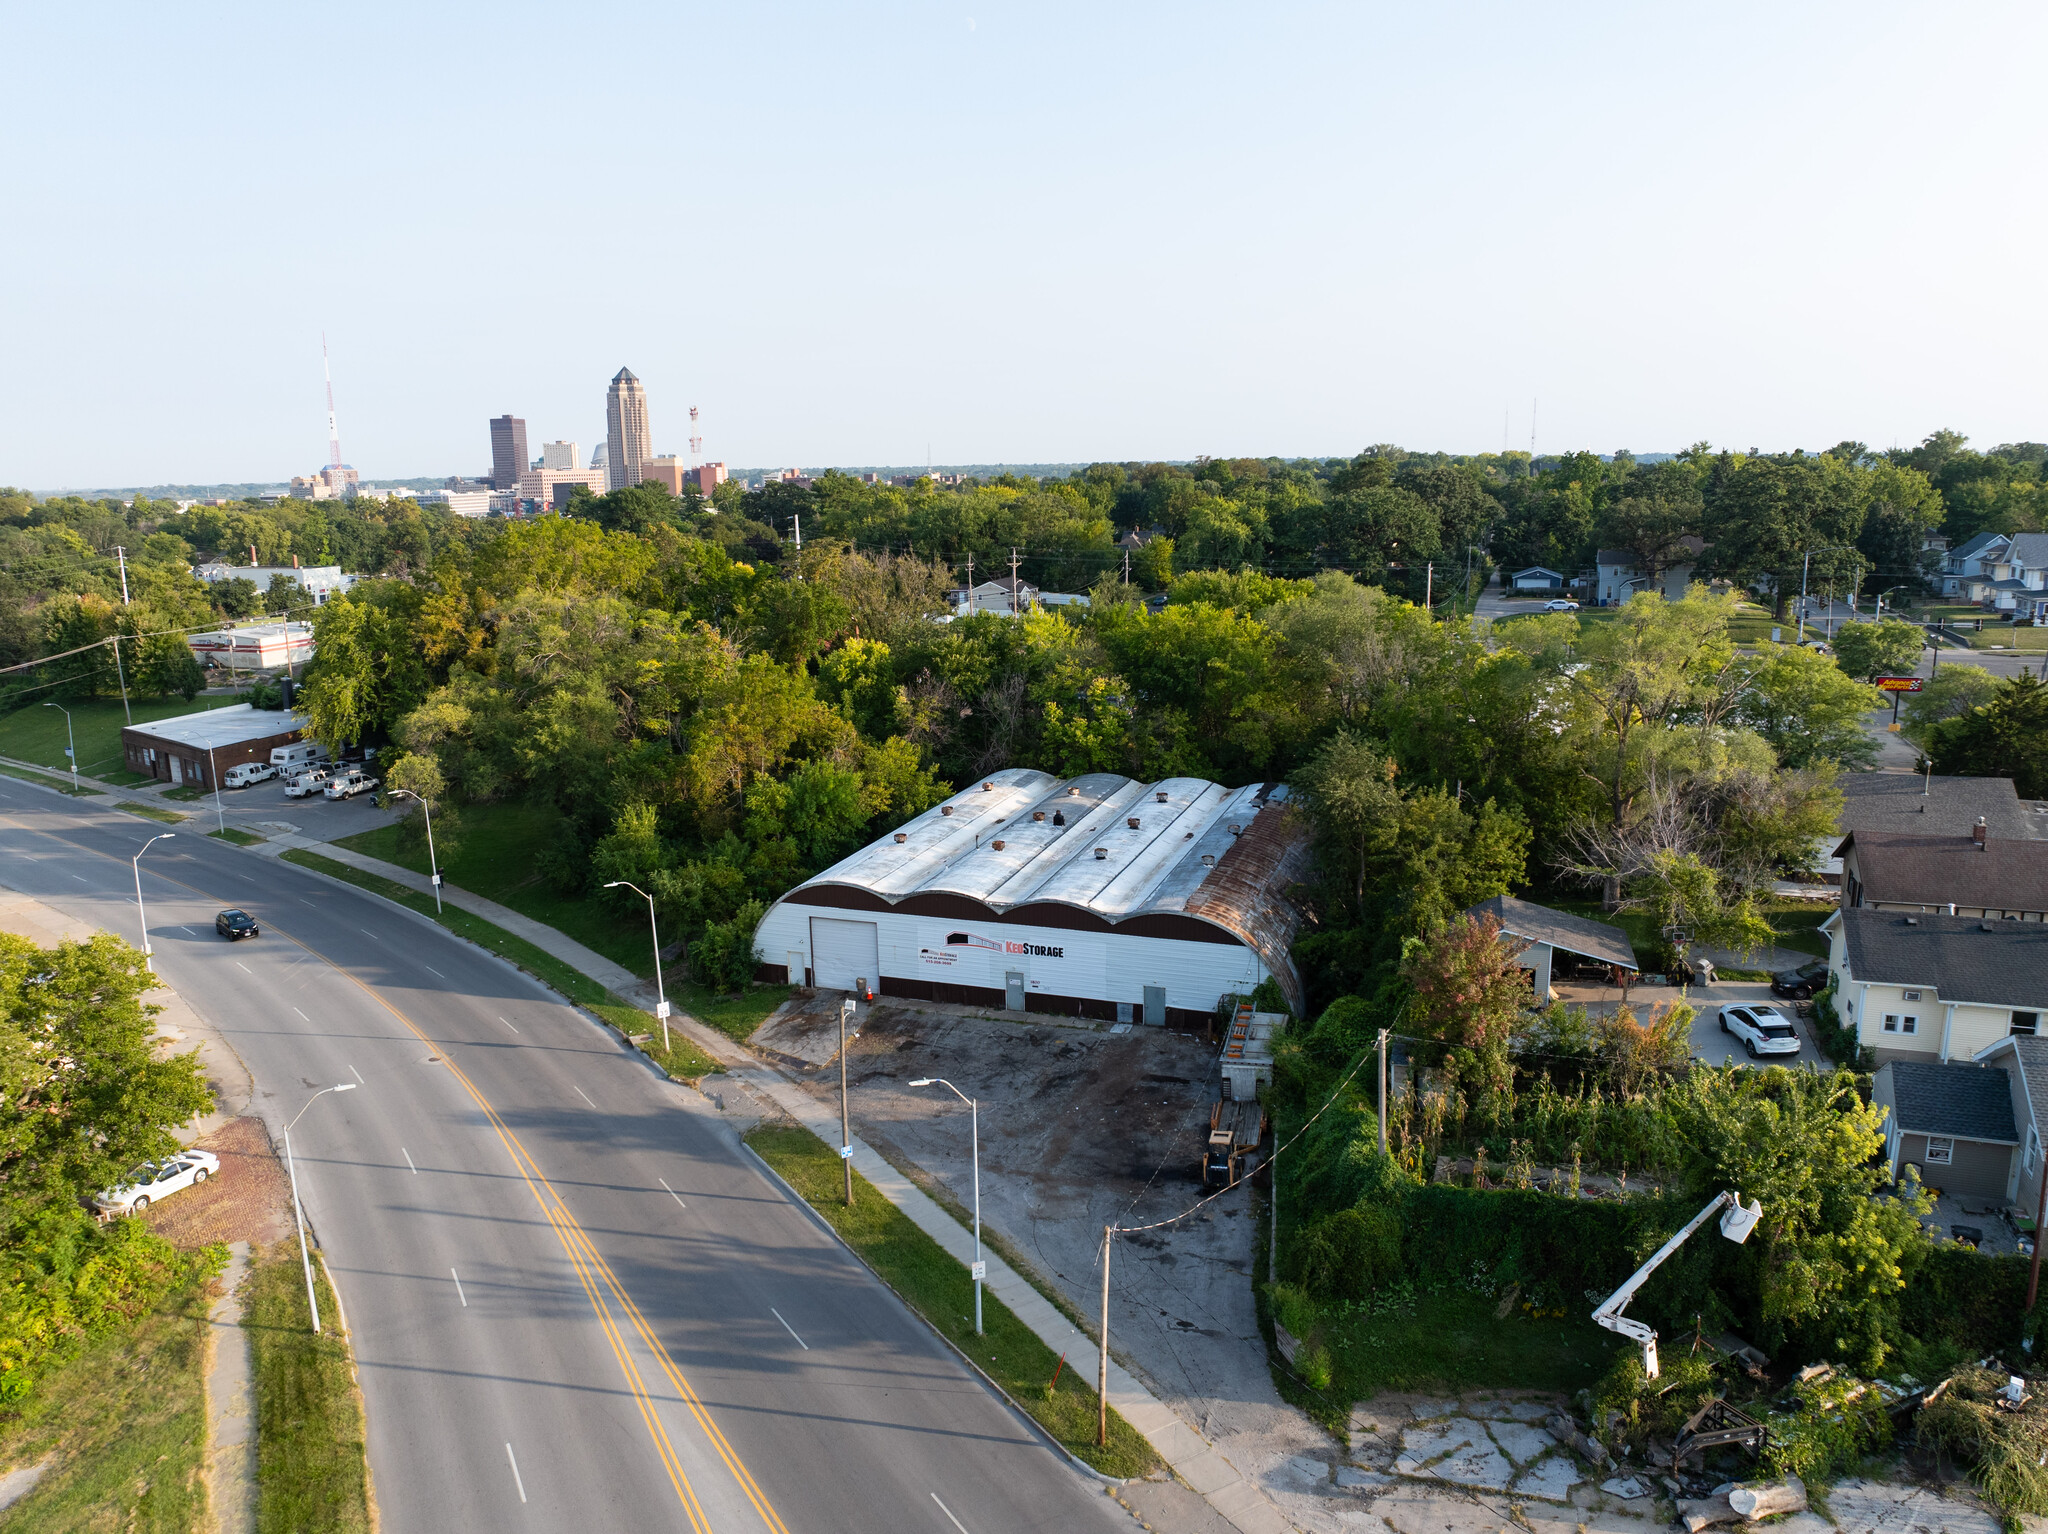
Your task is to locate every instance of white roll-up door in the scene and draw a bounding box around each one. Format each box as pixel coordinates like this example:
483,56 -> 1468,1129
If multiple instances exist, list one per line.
810,917 -> 880,992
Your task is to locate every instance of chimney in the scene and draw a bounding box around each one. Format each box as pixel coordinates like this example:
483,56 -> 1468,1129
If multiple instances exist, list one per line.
1974,816 -> 1988,851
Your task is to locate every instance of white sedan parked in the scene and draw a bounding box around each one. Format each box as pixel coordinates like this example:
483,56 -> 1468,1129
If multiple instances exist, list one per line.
94,1149 -> 220,1214
1543,598 -> 1581,611
1718,1004 -> 1802,1060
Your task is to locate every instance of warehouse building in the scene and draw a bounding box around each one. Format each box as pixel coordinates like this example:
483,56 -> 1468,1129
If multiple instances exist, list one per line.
121,704 -> 309,789
752,767 -> 1311,1024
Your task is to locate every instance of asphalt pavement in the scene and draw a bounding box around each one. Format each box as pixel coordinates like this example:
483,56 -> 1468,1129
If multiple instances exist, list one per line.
0,783 -> 1130,1534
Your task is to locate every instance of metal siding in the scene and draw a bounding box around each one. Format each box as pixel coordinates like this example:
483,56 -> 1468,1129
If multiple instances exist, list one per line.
809,917 -> 879,992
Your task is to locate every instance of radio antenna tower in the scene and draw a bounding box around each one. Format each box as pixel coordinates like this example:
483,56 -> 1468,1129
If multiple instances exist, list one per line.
323,334 -> 343,470
688,404 -> 702,467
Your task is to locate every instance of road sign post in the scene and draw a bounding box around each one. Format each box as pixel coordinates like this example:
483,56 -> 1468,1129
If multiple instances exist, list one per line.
1875,675 -> 1923,730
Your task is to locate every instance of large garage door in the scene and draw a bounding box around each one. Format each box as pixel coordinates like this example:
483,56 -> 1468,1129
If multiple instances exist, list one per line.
810,917 -> 880,993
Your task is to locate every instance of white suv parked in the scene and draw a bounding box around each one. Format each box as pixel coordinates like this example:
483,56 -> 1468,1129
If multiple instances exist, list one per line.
1718,1003 -> 1802,1060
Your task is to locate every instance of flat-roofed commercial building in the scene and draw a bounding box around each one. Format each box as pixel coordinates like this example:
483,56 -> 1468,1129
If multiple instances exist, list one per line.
752,768 -> 1311,1025
121,703 -> 310,789
184,621 -> 314,673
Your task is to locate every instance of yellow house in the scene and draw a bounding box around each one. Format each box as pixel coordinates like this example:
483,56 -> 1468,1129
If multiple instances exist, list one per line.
1824,908 -> 2048,1065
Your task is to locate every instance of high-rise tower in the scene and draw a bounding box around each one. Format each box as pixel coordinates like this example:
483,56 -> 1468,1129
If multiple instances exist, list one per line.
605,369 -> 652,492
489,415 -> 528,490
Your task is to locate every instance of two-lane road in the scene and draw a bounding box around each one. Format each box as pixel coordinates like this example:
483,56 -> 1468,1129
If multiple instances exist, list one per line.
0,783 -> 1128,1534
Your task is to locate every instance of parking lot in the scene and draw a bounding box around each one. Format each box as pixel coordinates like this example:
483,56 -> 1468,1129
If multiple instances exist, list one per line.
137,768 -> 402,842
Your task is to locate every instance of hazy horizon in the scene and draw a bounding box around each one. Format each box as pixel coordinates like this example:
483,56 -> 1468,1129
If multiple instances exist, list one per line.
6,1 -> 2044,488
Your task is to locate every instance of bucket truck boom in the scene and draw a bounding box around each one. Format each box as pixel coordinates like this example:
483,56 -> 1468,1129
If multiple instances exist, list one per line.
1592,1190 -> 1762,1379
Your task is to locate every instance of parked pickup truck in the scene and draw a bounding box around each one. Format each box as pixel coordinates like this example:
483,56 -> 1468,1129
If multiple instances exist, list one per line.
324,769 -> 381,801
284,767 -> 333,798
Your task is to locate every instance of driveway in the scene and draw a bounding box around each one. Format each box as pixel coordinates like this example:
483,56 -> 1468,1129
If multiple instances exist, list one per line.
1549,976 -> 1833,1070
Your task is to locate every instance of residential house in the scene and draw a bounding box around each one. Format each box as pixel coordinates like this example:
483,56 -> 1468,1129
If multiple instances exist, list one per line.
1870,1059 -> 2019,1199
1462,895 -> 1639,999
950,576 -> 1040,616
1940,532 -> 2048,618
1839,827 -> 2048,921
1970,1035 -> 2048,1211
1595,535 -> 1706,606
1508,566 -> 1565,592
1823,907 -> 2048,1064
1816,773 -> 2048,883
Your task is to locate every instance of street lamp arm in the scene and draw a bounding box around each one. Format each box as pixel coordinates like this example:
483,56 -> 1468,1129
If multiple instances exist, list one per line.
287,1082 -> 358,1131
907,1076 -> 973,1108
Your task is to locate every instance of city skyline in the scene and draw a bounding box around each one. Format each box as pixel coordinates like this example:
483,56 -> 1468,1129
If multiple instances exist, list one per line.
4,2 -> 2046,487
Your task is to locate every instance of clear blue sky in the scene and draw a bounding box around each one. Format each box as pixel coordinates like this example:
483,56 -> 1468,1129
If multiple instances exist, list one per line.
6,1 -> 2045,488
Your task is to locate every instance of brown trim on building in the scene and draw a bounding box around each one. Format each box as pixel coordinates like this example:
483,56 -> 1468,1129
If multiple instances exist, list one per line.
781,885 -> 1244,945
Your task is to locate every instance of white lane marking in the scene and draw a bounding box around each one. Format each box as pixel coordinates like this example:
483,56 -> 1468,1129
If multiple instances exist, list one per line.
422,963 -> 444,978
178,926 -> 195,935
505,1442 -> 526,1504
498,1016 -> 519,1034
402,1147 -> 417,1175
301,898 -> 317,907
70,874 -> 88,883
349,1064 -> 365,1085
658,1177 -> 686,1209
235,961 -> 252,975
361,928 -> 376,938
771,1307 -> 808,1350
451,1268 -> 467,1307
572,1084 -> 596,1108
931,1492 -> 970,1533
294,1007 -> 310,1021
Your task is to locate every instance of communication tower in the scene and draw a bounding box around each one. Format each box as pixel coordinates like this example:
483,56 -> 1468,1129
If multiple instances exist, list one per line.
688,405 -> 702,467
323,334 -> 343,470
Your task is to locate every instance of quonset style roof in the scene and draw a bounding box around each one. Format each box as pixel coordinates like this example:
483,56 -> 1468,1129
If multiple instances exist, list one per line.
776,767 -> 1312,1011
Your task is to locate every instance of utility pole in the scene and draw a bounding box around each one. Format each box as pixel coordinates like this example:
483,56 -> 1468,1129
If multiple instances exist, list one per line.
965,552 -> 973,614
109,635 -> 132,725
791,513 -> 803,579
1798,551 -> 1813,643
1098,1225 -> 1113,1447
840,998 -> 855,1207
1377,1028 -> 1390,1156
113,546 -> 131,605
1425,562 -> 1433,611
1010,547 -> 1021,616
1122,548 -> 1129,585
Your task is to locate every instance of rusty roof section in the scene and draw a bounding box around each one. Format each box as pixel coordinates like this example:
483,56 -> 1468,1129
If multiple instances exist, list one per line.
1181,789 -> 1312,1015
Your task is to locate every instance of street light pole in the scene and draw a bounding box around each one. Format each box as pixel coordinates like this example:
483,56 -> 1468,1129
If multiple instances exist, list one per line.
840,998 -> 855,1207
42,703 -> 77,790
602,880 -> 669,1050
131,832 -> 175,971
908,1077 -> 983,1334
283,1083 -> 358,1334
205,738 -> 225,836
392,789 -> 444,914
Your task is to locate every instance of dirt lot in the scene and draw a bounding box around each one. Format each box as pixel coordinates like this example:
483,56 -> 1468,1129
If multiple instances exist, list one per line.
779,997 -> 1338,1484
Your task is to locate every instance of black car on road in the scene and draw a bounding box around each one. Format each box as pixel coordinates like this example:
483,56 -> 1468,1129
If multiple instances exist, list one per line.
215,908 -> 259,941
1770,959 -> 1829,999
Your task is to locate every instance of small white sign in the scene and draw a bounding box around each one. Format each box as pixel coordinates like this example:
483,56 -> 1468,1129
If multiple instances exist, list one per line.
839,1145 -> 853,1160
655,1000 -> 671,1019
970,1261 -> 986,1281
431,873 -> 442,886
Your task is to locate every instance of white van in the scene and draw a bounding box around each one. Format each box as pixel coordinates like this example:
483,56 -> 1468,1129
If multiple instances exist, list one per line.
224,762 -> 278,789
270,741 -> 329,772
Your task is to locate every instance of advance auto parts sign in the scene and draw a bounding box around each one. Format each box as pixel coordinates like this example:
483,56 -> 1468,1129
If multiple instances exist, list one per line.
919,928 -> 1104,991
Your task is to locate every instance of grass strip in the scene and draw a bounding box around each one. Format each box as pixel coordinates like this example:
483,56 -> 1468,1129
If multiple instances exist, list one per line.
746,1123 -> 1160,1479
163,785 -> 208,802
246,1237 -> 371,1534
209,826 -> 266,846
118,800 -> 188,824
277,849 -> 724,1081
0,1275 -> 211,1531
0,761 -> 103,796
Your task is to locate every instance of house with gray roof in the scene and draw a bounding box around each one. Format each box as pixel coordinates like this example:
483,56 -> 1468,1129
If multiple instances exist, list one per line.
1822,907 -> 2048,1064
1940,531 -> 2048,618
1871,1058 -> 2020,1200
1839,827 -> 2048,921
1971,1034 -> 2048,1212
1462,895 -> 1638,1000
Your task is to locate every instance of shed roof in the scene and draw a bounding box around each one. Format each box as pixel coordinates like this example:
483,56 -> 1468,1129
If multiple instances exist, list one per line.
1836,773 -> 2046,842
1463,895 -> 1639,970
1837,908 -> 2048,1009
121,704 -> 307,751
1840,829 -> 2048,911
1882,1060 -> 2019,1144
771,767 -> 1312,1010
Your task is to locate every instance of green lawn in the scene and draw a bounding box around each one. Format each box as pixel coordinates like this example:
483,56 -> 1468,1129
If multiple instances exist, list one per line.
117,800 -> 187,824
329,803 -> 788,1044
1547,895 -> 1829,966
210,827 -> 265,846
0,1277 -> 212,1532
0,697 -> 248,782
1315,1287 -> 1620,1402
0,761 -> 102,796
276,850 -> 726,1080
246,1239 -> 372,1534
746,1125 -> 1160,1479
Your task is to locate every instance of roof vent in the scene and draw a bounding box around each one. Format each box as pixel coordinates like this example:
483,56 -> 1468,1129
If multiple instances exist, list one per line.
1228,823 -> 1242,835
982,781 -> 994,792
1982,921 -> 1995,931
1066,785 -> 1079,796
1095,847 -> 1108,860
941,805 -> 954,817
893,832 -> 907,844
1904,916 -> 1918,924
992,840 -> 1006,851
1155,790 -> 1168,803
1201,853 -> 1215,867
1127,816 -> 1140,829
1052,811 -> 1066,826
1032,810 -> 1045,821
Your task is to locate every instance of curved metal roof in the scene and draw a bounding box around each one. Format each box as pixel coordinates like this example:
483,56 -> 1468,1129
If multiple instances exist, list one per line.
770,767 -> 1312,1011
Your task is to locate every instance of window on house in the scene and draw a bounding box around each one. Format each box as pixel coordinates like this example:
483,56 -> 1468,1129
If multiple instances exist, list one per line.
1884,1014 -> 1897,1033
1925,1138 -> 1954,1165
2016,1012 -> 2042,1037
1885,1014 -> 1919,1035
